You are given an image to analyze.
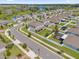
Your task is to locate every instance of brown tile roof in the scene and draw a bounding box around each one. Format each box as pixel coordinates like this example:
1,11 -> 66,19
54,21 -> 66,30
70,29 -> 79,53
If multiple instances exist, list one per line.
64,27 -> 79,48
65,35 -> 79,48
68,27 -> 79,35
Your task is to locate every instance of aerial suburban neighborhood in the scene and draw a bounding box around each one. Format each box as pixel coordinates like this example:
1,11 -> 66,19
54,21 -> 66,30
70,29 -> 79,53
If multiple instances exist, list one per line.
0,1 -> 79,59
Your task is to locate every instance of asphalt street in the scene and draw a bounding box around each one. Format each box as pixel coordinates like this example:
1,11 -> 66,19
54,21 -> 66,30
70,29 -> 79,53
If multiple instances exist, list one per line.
10,24 -> 63,59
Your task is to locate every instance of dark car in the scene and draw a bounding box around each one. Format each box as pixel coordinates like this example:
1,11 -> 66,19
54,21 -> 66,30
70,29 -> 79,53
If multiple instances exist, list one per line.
61,26 -> 67,30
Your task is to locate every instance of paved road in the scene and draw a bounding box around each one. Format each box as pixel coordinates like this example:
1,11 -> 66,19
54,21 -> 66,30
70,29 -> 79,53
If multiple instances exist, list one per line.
10,24 -> 63,59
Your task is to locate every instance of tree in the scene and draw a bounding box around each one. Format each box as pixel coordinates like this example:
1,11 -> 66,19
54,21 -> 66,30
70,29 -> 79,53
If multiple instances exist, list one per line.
17,54 -> 22,59
26,24 -> 28,29
22,23 -> 25,26
45,33 -> 49,37
60,41 -> 63,44
0,34 -> 6,43
22,43 -> 27,49
0,10 -> 1,14
0,25 -> 4,29
6,49 -> 11,56
53,23 -> 59,38
12,35 -> 15,39
7,30 -> 11,36
28,32 -> 31,37
5,44 -> 14,50
57,51 -> 62,54
35,56 -> 40,59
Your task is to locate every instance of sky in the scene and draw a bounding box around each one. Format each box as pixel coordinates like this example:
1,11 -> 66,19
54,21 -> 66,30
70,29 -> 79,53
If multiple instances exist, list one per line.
0,0 -> 79,4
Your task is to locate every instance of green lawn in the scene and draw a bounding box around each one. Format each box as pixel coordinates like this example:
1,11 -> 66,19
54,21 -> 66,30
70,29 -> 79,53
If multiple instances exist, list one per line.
21,26 -> 79,59
0,25 -> 9,30
48,34 -> 60,43
66,24 -> 76,28
59,22 -> 66,26
16,10 -> 32,15
0,33 -> 23,58
37,29 -> 52,37
48,25 -> 55,29
22,26 -> 29,33
8,10 -> 32,20
0,33 -> 11,44
69,21 -> 76,27
4,45 -> 23,59
0,10 -> 32,20
9,45 -> 23,56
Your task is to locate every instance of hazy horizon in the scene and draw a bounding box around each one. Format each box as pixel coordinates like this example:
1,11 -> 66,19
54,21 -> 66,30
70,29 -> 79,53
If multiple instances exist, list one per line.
0,0 -> 79,4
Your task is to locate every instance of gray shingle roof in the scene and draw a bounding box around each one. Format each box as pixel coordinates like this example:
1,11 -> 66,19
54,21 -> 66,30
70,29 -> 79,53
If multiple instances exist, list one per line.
0,20 -> 9,25
29,21 -> 44,28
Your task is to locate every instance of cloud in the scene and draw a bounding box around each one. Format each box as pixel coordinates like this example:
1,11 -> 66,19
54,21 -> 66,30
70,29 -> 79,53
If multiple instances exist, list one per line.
0,0 -> 79,4
66,0 -> 79,4
6,0 -> 14,2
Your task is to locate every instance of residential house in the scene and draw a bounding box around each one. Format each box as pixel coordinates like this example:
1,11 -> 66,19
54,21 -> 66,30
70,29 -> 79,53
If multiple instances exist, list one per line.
0,20 -> 9,26
50,15 -> 61,23
12,15 -> 24,23
42,18 -> 54,27
28,21 -> 44,32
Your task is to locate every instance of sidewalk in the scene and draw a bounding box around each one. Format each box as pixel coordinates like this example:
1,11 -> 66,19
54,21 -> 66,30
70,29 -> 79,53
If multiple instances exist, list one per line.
0,48 -> 6,53
5,29 -> 38,59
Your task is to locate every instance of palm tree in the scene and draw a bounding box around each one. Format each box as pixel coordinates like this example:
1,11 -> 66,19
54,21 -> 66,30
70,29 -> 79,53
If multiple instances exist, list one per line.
26,24 -> 28,29
53,23 -> 59,38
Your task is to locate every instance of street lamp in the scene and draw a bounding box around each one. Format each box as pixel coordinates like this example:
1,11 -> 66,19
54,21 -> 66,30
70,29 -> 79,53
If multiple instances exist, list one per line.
38,48 -> 40,56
